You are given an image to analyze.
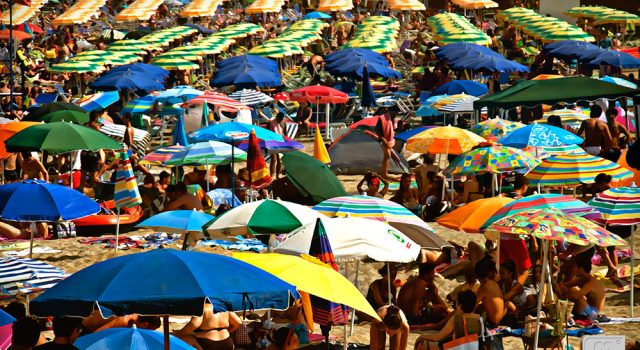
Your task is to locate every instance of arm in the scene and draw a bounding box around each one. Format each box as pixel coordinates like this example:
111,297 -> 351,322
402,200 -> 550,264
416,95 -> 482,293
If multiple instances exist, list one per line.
577,121 -> 586,138
227,311 -> 243,333
370,281 -> 386,308
378,174 -> 389,196
164,197 -> 183,211
419,316 -> 455,342
37,160 -> 49,182
174,316 -> 203,336
600,124 -> 613,153
503,281 -> 524,301
619,124 -> 632,144
357,176 -> 367,194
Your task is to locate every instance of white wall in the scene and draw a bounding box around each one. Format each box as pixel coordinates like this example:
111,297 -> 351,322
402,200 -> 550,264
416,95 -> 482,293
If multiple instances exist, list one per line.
539,0 -> 581,22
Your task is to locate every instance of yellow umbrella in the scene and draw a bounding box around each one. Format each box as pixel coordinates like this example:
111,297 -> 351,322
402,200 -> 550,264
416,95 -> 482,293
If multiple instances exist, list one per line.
406,125 -> 486,155
313,127 -> 331,164
233,252 -> 380,321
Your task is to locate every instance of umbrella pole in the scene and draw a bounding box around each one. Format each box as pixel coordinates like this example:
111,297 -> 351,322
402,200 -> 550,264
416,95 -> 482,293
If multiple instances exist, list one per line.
325,103 -> 330,141
349,260 -> 360,336
115,207 -> 121,254
632,227 -> 636,317
442,139 -> 450,201
206,159 -> 209,192
533,240 -> 549,350
68,153 -> 73,190
387,262 -> 392,305
231,141 -> 235,208
163,315 -> 170,350
29,227 -> 34,259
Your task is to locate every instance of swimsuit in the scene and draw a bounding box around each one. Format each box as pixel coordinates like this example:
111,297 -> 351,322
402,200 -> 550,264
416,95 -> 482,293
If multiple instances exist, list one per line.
196,336 -> 234,350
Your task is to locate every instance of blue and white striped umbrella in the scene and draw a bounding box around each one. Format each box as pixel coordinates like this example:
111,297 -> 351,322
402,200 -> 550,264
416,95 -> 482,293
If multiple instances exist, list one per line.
228,89 -> 274,106
0,257 -> 65,299
165,141 -> 247,166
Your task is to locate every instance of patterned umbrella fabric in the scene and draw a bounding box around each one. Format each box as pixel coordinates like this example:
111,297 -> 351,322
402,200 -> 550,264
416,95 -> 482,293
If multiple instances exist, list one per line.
470,119 -> 524,139
0,257 -> 65,300
229,89 -> 274,106
406,125 -> 486,155
444,146 -> 540,176
528,153 -> 634,187
165,141 -> 247,166
588,186 -> 640,226
437,196 -> 514,233
141,145 -> 185,166
499,123 -> 583,147
540,108 -> 588,127
76,91 -> 120,112
488,208 -> 626,246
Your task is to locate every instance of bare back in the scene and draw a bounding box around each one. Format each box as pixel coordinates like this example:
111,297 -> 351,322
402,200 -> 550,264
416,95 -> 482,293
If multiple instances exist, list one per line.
476,280 -> 505,326
397,277 -> 426,317
579,119 -> 610,148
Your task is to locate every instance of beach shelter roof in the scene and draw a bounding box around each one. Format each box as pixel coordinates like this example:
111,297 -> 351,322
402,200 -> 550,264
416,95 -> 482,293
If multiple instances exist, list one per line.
474,76 -> 638,110
328,129 -> 409,175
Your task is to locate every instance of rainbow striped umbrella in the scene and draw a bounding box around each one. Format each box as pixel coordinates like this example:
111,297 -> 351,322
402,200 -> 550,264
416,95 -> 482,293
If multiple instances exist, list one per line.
588,186 -> 640,226
482,193 -> 600,229
488,207 -> 626,246
444,146 -> 540,176
528,153 -> 634,187
141,145 -> 184,166
470,119 -> 524,139
114,149 -> 142,252
313,195 -> 449,250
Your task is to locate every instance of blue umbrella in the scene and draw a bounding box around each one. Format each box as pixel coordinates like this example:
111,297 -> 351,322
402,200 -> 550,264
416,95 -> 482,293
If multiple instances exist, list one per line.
588,50 -> 640,68
543,40 -> 593,51
156,86 -> 203,104
206,188 -> 242,207
137,210 -> 215,233
457,55 -> 530,73
189,122 -> 284,143
30,249 -> 296,317
394,126 -> 435,142
75,327 -> 193,350
235,138 -> 304,154
599,76 -> 638,89
436,43 -> 502,60
0,310 -> 14,326
361,65 -> 377,108
415,95 -> 446,117
216,55 -> 279,70
211,68 -> 282,89
326,61 -> 401,80
90,71 -> 165,92
121,95 -> 158,115
303,11 -> 332,19
78,91 -> 120,112
545,40 -> 601,59
324,49 -> 388,65
173,114 -> 189,146
108,63 -> 170,77
499,123 -> 584,147
429,80 -> 488,97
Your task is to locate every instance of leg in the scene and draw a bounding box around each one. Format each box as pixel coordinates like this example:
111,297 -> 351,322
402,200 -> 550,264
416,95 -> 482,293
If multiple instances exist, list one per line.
607,246 -> 619,278
369,322 -> 386,350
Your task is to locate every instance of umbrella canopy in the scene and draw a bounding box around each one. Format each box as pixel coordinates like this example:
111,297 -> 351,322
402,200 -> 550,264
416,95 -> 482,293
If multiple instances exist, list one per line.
290,85 -> 349,104
430,80 -> 489,97
90,70 -> 165,92
0,180 -> 100,221
121,95 -> 158,115
394,126 -> 435,142
313,195 -> 449,250
228,89 -> 274,106
77,91 -> 120,112
326,61 -> 401,80
156,86 -> 204,104
30,249 -> 295,317
165,141 -> 247,166
588,186 -> 640,226
101,29 -> 126,40
444,146 -> 540,176
39,110 -> 89,124
281,151 -> 347,204
26,102 -> 87,121
599,76 -> 637,89
589,50 -> 640,68
470,119 -> 523,139
528,153 -> 634,187
0,29 -> 34,41
109,63 -> 170,77
0,257 -> 65,299
205,199 -> 324,236
482,193 -> 600,229
137,210 -> 215,233
114,150 -> 142,210
437,197 -> 514,233
75,327 -> 193,350
406,125 -> 487,155
189,122 -> 284,143
152,58 -> 200,71
212,66 -> 281,89
499,123 -> 583,147
303,11 -> 332,19
488,208 -> 626,246
0,121 -> 40,159
274,216 -> 421,262
324,48 -> 388,65
5,122 -> 122,154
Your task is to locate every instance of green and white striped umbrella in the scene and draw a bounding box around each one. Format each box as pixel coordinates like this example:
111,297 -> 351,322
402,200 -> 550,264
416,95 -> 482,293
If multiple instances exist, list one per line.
48,61 -> 105,73
152,58 -> 200,70
155,52 -> 202,61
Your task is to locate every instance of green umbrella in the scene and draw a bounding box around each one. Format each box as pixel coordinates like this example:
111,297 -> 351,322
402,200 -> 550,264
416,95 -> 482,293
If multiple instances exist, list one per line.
281,151 -> 347,205
39,110 -> 90,124
154,52 -> 202,61
5,122 -> 122,154
152,58 -> 200,71
26,102 -> 87,121
48,61 -> 105,73
594,13 -> 640,24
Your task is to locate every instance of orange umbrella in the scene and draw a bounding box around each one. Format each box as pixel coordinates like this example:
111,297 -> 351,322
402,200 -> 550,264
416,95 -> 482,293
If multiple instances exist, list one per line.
437,196 -> 514,233
0,29 -> 32,41
0,122 -> 39,159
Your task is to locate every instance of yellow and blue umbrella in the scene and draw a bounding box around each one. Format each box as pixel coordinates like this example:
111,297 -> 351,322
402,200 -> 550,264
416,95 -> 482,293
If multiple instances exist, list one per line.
527,153 -> 634,187
444,146 -> 540,176
114,149 -> 142,251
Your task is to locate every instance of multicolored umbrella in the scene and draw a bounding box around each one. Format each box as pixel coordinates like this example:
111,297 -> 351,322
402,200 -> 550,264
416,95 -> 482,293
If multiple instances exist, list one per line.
444,146 -> 540,176
437,196 -> 514,233
76,91 -> 120,112
0,257 -> 65,300
488,208 -> 626,246
141,145 -> 184,166
121,96 -> 158,115
165,141 -> 247,166
406,125 -> 486,155
114,149 -> 142,251
541,108 -> 588,127
499,123 -> 583,147
470,119 -> 524,139
482,193 -> 601,229
528,153 -> 634,187
588,186 -> 640,226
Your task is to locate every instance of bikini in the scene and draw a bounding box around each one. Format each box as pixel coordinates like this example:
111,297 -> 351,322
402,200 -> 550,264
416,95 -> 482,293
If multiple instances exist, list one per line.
194,327 -> 235,350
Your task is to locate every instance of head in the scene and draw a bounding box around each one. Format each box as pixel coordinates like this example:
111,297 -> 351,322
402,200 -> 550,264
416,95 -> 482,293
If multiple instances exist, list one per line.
456,290 -> 477,313
590,105 -> 603,119
575,252 -> 592,275
399,173 -> 412,191
532,264 -> 543,282
594,173 -> 612,186
52,317 -> 83,343
382,305 -> 403,330
474,256 -> 498,282
547,115 -> 562,128
269,326 -> 299,350
378,265 -> 398,281
3,301 -> 26,320
513,173 -> 529,193
499,259 -> 517,282
135,315 -> 161,330
605,107 -> 617,121
11,316 -> 42,349
418,262 -> 436,283
121,112 -> 132,124
89,110 -> 100,123
20,151 -> 32,160
143,174 -> 156,186
159,170 -> 171,185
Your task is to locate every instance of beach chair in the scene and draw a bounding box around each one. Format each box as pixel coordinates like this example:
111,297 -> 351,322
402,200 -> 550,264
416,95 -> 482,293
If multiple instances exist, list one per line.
521,300 -> 572,350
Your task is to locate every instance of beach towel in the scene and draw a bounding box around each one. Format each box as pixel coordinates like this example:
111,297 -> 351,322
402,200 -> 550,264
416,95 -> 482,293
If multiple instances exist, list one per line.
565,326 -> 603,337
198,237 -> 266,252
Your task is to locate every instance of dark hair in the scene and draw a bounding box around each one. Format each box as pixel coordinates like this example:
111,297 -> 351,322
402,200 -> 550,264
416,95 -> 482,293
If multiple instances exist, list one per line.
474,256 -> 497,280
12,316 -> 42,347
547,115 -> 562,128
594,173 -> 612,184
513,173 -> 529,190
20,151 -> 32,159
418,262 -> 436,277
269,327 -> 292,348
52,316 -> 82,337
143,174 -> 155,185
605,107 -> 617,118
457,290 -> 477,313
89,110 -> 100,122
378,265 -> 397,276
500,259 -> 517,278
590,105 -> 602,118
159,171 -> 171,181
382,305 -> 402,330
175,182 -> 187,193
3,301 -> 26,320
575,252 -> 592,274
137,315 -> 161,330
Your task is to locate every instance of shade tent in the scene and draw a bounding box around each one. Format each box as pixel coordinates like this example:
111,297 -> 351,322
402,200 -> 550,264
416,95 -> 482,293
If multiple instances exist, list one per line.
328,129 -> 409,175
474,76 -> 639,110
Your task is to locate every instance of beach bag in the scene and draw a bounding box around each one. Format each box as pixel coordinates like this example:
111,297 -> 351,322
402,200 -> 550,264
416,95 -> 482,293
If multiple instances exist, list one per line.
234,319 -> 253,346
479,316 -> 503,350
443,316 -> 478,350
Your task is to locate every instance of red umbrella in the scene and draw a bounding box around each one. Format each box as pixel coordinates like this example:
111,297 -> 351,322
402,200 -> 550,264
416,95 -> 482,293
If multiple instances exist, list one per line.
0,30 -> 32,41
273,91 -> 290,101
15,23 -> 43,34
290,85 -> 348,104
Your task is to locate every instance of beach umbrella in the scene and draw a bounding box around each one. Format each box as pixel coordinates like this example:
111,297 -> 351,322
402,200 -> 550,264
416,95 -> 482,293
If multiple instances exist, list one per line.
216,55 -> 279,70
108,63 -> 170,77
598,76 -> 638,89
15,23 -> 43,34
281,151 -> 347,205
228,89 -> 274,106
470,119 -> 523,139
205,199 -> 324,236
430,80 -> 489,97
246,129 -> 272,190
394,126 -> 435,142
5,122 -> 121,154
437,196 -> 514,233
152,58 -> 199,71
113,150 -> 142,252
324,48 -> 388,65
211,67 -> 282,89
594,13 -> 640,25
249,44 -> 304,58
0,30 -> 33,41
540,109 -> 588,127
0,257 -> 65,300
76,91 -> 120,112
313,195 -> 449,250
101,29 -> 126,40
165,141 -> 247,167
137,210 -> 215,249
0,121 -> 40,159
290,85 -> 349,104
75,327 -> 193,350
206,189 -> 242,207
140,145 -> 184,166
121,95 -> 158,115
528,153 -> 634,187
303,11 -> 332,19
326,61 -> 401,80
360,65 -> 377,108
406,125 -> 486,155
235,137 -> 304,154
189,122 -> 284,143
26,102 -> 86,121
540,30 -> 595,42
314,127 -> 330,164
444,146 -> 540,176
436,42 -> 502,60
0,309 -> 14,349
49,61 -> 105,74
154,86 -> 203,104
39,110 -> 89,124
456,55 -> 530,73
499,123 -> 583,148
482,193 -> 601,229
154,52 -> 202,61
90,70 -> 165,92
589,50 -> 640,68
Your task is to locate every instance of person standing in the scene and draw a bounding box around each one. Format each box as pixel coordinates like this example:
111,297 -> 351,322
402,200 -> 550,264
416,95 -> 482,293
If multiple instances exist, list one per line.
577,105 -> 612,156
34,317 -> 82,350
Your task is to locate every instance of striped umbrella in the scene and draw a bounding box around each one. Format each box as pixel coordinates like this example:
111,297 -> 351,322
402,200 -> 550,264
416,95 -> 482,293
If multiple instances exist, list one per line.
76,91 -> 120,112
406,125 -> 486,155
101,29 -> 126,40
588,186 -> 640,226
141,145 -> 185,166
121,96 -> 158,115
228,89 -> 274,106
528,153 -> 634,187
49,61 -> 104,73
541,108 -> 588,127
0,257 -> 65,300
312,195 -> 450,250
152,58 -> 200,71
114,149 -> 142,252
165,141 -> 247,166
470,119 -> 524,139
154,52 -> 202,62
444,146 -> 540,176
437,196 -> 514,233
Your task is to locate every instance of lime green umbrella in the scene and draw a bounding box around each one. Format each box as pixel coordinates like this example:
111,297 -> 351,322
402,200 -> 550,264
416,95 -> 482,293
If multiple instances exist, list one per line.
439,36 -> 491,45
155,52 -> 202,61
541,30 -> 595,42
110,39 -> 162,50
75,50 -> 112,58
152,58 -> 200,70
39,110 -> 90,124
343,40 -> 396,53
5,122 -> 122,154
438,33 -> 490,42
249,45 -> 303,57
594,13 -> 640,25
48,61 -> 105,73
107,46 -> 148,55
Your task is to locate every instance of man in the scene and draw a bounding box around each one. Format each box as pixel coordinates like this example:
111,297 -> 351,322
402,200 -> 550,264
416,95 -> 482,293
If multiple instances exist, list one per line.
184,167 -> 209,190
34,317 -> 82,350
164,182 -> 203,211
577,105 -> 612,156
10,316 -> 45,350
397,263 -> 447,326
603,107 -> 632,162
121,113 -> 135,149
558,249 -> 606,319
474,256 -> 506,328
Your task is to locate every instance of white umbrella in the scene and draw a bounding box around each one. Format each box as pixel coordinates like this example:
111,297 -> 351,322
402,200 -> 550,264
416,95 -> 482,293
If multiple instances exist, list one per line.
228,89 -> 274,106
101,29 -> 126,40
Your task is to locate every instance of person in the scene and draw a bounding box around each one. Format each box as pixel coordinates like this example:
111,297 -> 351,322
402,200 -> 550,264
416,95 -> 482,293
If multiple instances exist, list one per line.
451,175 -> 483,205
577,105 -> 612,156
294,102 -> 313,138
266,327 -> 299,350
10,316 -> 45,350
524,265 -> 543,309
357,171 -> 389,197
185,167 -> 210,190
583,173 -> 612,199
474,256 -> 506,328
557,249 -> 606,319
358,265 -> 398,323
369,305 -> 409,350
507,173 -> 528,199
34,317 -> 83,350
603,107 -> 632,162
498,259 -> 527,315
397,263 -> 448,326
4,153 -> 19,183
121,113 -> 135,149
446,268 -> 480,304
173,300 -> 242,350
19,151 -> 48,181
164,182 -> 203,211
390,173 -> 421,215
158,170 -> 171,193
415,290 -> 482,350
85,110 -> 101,131
139,174 -> 164,214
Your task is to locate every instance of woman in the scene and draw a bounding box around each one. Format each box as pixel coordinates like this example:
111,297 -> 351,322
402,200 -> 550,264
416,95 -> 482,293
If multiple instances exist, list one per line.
357,266 -> 397,322
498,259 -> 527,314
452,175 -> 482,205
390,173 -> 421,215
357,171 -> 389,198
370,305 -> 409,350
415,290 -> 481,350
174,301 -> 242,350
294,102 -> 313,138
